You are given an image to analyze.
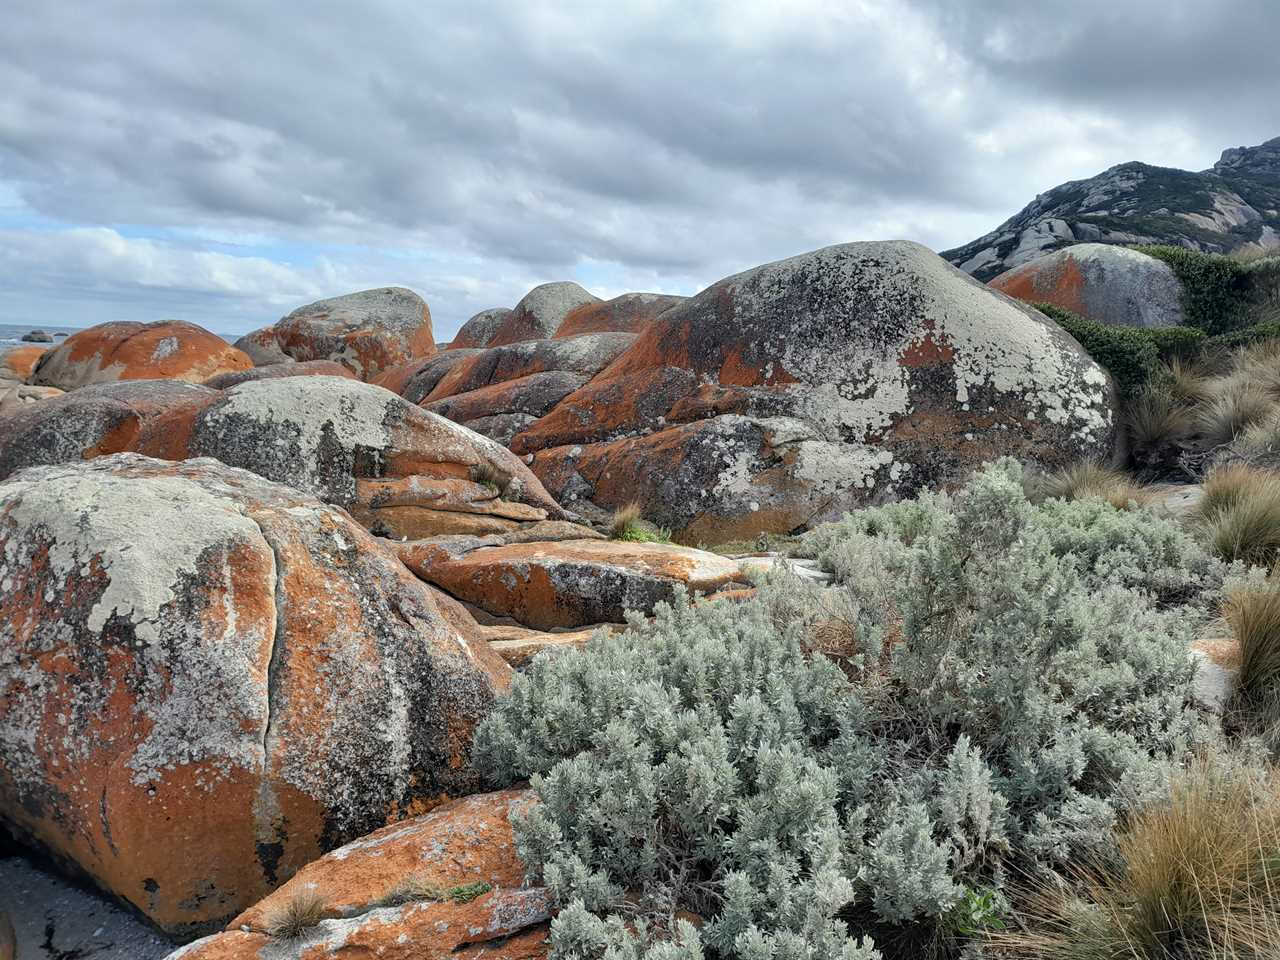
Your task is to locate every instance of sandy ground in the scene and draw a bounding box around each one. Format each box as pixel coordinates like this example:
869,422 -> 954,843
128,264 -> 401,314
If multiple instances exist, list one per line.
0,856 -> 172,959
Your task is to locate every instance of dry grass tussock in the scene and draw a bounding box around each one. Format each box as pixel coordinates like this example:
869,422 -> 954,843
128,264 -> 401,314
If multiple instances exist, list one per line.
1194,463 -> 1280,566
1031,461 -> 1151,510
608,502 -> 671,543
989,757 -> 1280,960
264,889 -> 328,940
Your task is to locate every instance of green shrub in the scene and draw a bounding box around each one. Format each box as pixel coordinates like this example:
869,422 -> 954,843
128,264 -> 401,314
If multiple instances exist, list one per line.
1205,321 -> 1280,352
1035,303 -> 1161,395
1133,245 -> 1251,335
476,462 -> 1221,960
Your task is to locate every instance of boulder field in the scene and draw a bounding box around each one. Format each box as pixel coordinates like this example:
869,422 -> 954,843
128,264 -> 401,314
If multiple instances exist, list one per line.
989,242 -> 1187,328
396,241 -> 1116,542
0,455 -> 511,937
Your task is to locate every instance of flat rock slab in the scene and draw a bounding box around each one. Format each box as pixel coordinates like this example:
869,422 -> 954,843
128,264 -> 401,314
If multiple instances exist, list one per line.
399,537 -> 747,630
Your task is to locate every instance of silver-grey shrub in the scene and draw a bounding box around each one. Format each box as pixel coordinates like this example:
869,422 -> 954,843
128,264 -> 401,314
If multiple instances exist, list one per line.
474,460 -> 1221,960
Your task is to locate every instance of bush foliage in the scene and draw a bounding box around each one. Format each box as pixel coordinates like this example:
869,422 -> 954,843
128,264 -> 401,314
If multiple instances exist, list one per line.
1133,245 -> 1253,335
475,462 -> 1225,960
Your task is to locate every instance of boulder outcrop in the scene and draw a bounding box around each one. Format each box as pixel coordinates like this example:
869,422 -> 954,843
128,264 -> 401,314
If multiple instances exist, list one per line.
506,241 -> 1115,542
31,321 -> 252,391
233,326 -> 290,366
487,282 -> 599,346
240,288 -> 435,380
0,384 -> 62,415
0,455 -> 511,937
447,307 -> 514,349
553,291 -> 685,338
989,243 -> 1187,328
163,790 -> 548,960
0,377 -> 566,536
203,359 -> 357,390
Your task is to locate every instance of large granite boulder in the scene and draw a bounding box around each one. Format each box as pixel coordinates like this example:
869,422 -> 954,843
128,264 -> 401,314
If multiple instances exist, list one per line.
486,282 -> 599,347
553,292 -> 685,338
165,790 -> 549,960
447,307 -> 514,349
30,321 -> 252,391
0,344 -> 48,385
0,455 -> 511,937
0,384 -> 62,416
202,359 -> 356,390
989,242 -> 1187,328
0,377 -> 567,538
241,288 -> 436,380
509,241 -> 1116,543
233,326 -> 291,366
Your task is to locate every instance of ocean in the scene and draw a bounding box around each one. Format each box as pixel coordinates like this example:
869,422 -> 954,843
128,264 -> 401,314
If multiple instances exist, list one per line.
0,323 -> 82,347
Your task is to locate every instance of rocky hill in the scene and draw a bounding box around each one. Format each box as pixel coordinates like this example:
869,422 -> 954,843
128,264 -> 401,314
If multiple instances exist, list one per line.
943,136 -> 1280,280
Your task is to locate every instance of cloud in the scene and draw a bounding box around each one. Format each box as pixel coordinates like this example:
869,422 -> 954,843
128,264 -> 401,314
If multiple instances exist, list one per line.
0,0 -> 1277,337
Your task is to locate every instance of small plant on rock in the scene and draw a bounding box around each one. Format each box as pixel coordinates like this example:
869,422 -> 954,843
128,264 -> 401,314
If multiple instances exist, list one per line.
264,889 -> 328,940
470,461 -> 507,494
380,876 -> 493,907
608,502 -> 671,543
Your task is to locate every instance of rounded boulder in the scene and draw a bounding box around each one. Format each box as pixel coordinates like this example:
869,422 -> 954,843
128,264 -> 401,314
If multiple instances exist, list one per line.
0,454 -> 510,938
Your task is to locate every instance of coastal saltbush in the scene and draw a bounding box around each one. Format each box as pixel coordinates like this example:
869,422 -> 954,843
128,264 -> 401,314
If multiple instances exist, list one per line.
475,461 -> 1221,960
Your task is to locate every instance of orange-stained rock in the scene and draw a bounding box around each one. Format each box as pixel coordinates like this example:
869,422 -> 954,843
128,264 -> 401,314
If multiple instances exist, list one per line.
447,307 -> 514,349
162,790 -> 550,960
31,321 -> 253,391
203,360 -> 357,390
513,242 -> 1116,541
271,287 -> 436,380
398,537 -> 746,630
553,292 -> 685,338
376,349 -> 483,402
989,243 -> 1186,329
234,326 -> 291,366
350,505 -> 523,539
0,454 -> 511,938
424,334 -> 633,404
0,377 -> 566,524
0,908 -> 12,960
487,282 -> 599,347
0,344 -> 48,384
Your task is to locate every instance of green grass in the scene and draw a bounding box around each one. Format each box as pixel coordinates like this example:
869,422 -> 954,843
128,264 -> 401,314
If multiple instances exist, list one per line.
608,503 -> 672,543
378,877 -> 493,907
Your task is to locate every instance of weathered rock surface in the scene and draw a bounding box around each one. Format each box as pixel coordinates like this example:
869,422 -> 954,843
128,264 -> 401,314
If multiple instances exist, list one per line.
398,537 -> 746,630
0,377 -> 566,534
162,790 -> 549,960
0,455 -> 511,937
423,370 -> 589,444
233,326 -> 291,366
31,321 -> 252,391
246,288 -> 436,380
425,334 -> 633,404
0,384 -> 62,416
0,344 -> 48,385
553,292 -> 685,338
447,307 -> 514,349
21,329 -> 53,343
511,241 -> 1116,542
487,282 -> 599,347
990,243 -> 1187,328
203,359 -> 357,390
374,349 -> 482,403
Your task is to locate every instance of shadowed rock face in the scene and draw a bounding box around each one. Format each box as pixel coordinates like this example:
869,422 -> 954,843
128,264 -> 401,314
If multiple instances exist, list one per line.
553,292 -> 685,338
31,321 -> 252,391
0,454 -> 511,938
239,288 -> 436,380
990,243 -> 1187,328
202,359 -> 357,390
507,241 -> 1116,542
165,790 -> 549,960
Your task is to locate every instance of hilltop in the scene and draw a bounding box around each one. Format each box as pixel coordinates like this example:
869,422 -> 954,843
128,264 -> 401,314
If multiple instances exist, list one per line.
944,136 -> 1280,280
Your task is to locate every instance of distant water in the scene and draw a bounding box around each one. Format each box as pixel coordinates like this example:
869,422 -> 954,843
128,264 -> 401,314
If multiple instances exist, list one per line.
0,323 -> 81,347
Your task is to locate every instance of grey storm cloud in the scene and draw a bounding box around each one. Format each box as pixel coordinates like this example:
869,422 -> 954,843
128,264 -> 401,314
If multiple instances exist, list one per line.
0,0 -> 1277,335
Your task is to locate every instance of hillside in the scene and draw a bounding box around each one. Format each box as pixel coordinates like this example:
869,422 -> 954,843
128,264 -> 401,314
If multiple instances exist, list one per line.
944,136 -> 1280,280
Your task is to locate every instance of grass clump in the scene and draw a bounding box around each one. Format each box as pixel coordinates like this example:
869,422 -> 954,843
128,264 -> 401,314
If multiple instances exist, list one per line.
469,461 -> 507,494
264,889 -> 328,940
380,877 -> 493,907
1029,461 -> 1150,510
990,758 -> 1280,960
1225,583 -> 1280,705
1194,464 -> 1280,566
476,461 -> 1227,960
608,502 -> 671,543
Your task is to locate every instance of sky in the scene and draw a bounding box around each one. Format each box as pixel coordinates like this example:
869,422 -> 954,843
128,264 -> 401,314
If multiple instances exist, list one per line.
2,1 -> 1278,340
